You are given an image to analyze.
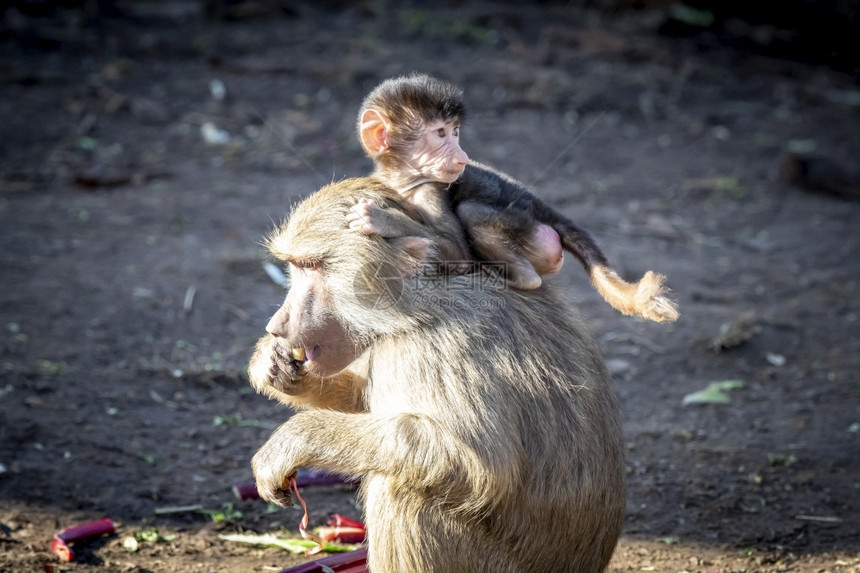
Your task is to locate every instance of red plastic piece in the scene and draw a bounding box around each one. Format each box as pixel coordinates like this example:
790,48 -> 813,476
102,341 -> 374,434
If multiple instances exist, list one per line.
50,518 -> 115,562
316,526 -> 365,544
318,514 -> 366,543
278,547 -> 368,573
231,479 -> 260,500
328,514 -> 365,529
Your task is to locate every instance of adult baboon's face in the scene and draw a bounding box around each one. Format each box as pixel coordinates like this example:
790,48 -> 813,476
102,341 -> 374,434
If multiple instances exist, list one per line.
265,262 -> 361,379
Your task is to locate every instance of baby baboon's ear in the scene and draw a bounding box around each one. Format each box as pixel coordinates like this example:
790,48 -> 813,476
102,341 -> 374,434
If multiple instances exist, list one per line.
359,109 -> 390,156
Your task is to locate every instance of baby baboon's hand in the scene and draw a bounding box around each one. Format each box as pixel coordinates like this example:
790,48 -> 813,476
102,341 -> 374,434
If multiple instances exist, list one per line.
347,197 -> 385,235
348,196 -> 432,241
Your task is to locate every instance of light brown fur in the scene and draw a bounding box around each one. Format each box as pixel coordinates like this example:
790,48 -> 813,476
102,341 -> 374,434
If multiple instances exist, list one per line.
591,265 -> 679,323
249,177 -> 625,573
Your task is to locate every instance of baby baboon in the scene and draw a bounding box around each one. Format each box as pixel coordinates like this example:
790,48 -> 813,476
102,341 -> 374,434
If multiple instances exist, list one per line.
347,73 -> 679,322
249,177 -> 625,572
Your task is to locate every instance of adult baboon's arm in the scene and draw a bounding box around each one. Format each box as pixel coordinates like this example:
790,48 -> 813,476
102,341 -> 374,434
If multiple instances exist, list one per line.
251,409 -> 516,511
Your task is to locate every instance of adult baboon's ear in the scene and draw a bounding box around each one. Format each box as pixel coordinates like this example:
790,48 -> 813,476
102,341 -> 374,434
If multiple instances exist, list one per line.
359,109 -> 390,156
390,236 -> 436,268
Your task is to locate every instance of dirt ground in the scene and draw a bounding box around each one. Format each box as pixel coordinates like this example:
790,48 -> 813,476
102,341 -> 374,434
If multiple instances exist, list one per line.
1,2 -> 859,572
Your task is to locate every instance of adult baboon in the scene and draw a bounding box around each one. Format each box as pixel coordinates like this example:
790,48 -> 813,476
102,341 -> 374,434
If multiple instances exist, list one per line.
248,177 -> 625,572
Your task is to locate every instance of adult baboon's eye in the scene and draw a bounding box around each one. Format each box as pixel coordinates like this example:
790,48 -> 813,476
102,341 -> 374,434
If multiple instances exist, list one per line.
290,257 -> 322,271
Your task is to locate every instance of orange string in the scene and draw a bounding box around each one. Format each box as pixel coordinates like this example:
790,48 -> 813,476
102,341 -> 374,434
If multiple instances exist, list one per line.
289,475 -> 327,556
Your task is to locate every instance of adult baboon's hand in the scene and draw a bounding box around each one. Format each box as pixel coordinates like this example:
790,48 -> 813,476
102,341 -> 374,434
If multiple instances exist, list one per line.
250,426 -> 302,508
248,335 -> 306,396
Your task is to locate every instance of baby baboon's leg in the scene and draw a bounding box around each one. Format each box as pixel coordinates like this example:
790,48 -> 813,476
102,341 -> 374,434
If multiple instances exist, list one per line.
458,204 -> 541,289
457,200 -> 561,290
525,223 -> 564,275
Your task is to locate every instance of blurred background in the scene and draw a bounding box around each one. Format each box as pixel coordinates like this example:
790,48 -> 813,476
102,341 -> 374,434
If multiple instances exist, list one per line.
1,1 -> 858,571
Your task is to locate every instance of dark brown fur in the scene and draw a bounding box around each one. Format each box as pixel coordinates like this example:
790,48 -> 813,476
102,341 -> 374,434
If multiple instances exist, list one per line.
249,177 -> 625,572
